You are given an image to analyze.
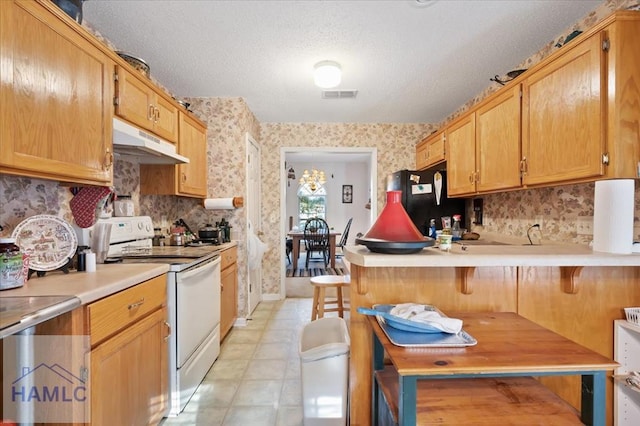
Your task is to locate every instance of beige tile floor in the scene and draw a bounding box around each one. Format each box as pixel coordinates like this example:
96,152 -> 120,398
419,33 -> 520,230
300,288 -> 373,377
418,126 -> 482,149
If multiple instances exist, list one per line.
161,297 -> 334,426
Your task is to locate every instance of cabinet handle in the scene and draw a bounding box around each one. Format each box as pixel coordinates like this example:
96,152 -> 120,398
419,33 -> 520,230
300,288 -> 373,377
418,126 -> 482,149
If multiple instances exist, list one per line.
181,173 -> 187,183
520,157 -> 528,176
104,149 -> 113,170
154,107 -> 160,123
164,321 -> 171,341
475,171 -> 480,183
148,104 -> 155,121
468,173 -> 474,183
128,298 -> 145,310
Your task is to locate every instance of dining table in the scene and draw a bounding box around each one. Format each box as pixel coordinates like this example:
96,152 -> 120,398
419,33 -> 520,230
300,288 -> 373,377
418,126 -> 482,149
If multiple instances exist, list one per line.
287,230 -> 341,270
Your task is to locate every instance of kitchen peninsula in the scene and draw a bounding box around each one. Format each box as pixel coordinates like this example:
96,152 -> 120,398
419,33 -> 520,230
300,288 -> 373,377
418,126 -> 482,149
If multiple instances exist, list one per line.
344,243 -> 640,425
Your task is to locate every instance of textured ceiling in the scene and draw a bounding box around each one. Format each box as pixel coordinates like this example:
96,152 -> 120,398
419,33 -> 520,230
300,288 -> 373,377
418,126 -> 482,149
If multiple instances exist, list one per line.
83,0 -> 601,124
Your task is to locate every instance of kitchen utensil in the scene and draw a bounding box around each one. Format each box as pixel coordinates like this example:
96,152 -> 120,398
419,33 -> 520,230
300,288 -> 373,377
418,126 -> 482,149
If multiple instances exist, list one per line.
198,224 -> 220,240
116,52 -> 150,78
490,69 -> 527,86
357,305 -> 456,333
355,237 -> 434,254
12,215 -> 78,271
91,222 -> 112,264
433,171 -> 442,205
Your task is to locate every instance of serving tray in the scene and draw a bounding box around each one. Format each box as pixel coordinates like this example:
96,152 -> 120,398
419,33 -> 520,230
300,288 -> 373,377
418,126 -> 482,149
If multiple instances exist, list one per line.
373,304 -> 477,347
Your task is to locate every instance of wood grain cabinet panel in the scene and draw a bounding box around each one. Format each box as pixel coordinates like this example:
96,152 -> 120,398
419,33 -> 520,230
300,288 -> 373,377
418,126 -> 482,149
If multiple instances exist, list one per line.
446,113 -> 476,197
416,130 -> 445,170
220,246 -> 238,340
140,111 -> 208,198
90,308 -> 168,426
0,0 -> 113,185
115,65 -> 179,144
475,84 -> 522,193
522,12 -> 640,186
522,33 -> 605,186
87,275 -> 169,426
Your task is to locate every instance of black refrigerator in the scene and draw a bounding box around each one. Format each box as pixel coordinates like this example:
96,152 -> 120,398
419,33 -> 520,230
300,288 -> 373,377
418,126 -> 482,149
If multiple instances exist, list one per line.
386,169 -> 466,236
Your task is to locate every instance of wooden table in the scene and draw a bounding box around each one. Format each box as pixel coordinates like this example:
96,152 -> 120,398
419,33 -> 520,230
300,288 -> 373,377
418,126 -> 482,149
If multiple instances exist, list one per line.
368,312 -> 618,426
287,230 -> 340,270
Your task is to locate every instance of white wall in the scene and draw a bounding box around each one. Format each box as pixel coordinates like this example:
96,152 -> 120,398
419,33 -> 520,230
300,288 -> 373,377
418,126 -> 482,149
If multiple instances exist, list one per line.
285,161 -> 371,244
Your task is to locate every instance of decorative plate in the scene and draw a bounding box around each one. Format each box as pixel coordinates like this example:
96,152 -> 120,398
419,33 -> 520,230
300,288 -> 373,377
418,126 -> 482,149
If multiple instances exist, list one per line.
355,237 -> 435,254
11,215 -> 78,271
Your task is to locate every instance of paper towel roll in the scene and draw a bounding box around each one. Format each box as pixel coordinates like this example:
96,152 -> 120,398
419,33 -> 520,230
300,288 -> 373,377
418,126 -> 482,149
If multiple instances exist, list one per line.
593,179 -> 634,254
203,197 -> 243,210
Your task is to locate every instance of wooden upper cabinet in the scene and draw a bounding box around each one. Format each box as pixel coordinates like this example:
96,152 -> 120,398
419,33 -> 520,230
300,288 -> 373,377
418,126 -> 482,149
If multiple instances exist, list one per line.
416,130 -> 445,170
140,111 -> 208,198
522,32 -> 605,186
114,65 -> 179,144
0,0 -> 114,185
446,113 -> 476,197
475,85 -> 522,193
177,112 -> 208,197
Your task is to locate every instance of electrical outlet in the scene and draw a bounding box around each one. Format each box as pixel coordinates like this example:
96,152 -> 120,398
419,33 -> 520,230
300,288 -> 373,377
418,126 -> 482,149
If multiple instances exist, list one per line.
576,216 -> 593,235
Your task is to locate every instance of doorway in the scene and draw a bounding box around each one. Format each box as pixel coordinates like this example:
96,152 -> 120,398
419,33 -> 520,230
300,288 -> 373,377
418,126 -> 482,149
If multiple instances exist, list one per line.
280,147 -> 377,298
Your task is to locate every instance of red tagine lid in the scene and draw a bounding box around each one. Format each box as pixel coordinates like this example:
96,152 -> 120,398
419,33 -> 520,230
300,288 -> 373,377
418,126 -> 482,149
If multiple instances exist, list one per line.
363,191 -> 425,241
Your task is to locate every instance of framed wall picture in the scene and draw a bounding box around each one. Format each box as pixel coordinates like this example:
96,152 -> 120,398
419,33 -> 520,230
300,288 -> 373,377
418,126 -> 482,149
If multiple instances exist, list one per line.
342,185 -> 353,203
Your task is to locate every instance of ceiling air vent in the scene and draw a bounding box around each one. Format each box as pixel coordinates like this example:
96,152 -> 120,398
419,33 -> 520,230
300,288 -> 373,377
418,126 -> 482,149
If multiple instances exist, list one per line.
321,90 -> 358,99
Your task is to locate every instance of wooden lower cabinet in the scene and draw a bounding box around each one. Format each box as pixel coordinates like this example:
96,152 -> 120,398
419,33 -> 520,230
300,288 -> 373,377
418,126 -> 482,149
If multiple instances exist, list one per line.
87,275 -> 168,425
90,308 -> 168,426
220,246 -> 238,340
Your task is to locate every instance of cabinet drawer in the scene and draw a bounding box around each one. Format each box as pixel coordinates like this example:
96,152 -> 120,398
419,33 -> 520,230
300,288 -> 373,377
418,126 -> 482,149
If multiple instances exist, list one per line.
88,274 -> 166,345
220,246 -> 237,270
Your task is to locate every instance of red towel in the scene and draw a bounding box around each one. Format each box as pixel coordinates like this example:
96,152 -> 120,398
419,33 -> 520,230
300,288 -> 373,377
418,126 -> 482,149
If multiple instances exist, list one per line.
70,187 -> 113,228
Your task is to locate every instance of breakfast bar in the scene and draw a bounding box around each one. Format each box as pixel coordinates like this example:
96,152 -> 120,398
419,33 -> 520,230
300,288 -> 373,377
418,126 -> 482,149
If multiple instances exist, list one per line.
344,243 -> 640,425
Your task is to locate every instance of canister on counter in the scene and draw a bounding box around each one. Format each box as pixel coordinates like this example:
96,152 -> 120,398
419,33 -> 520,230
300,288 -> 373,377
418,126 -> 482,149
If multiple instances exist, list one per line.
0,238 -> 24,290
113,195 -> 135,217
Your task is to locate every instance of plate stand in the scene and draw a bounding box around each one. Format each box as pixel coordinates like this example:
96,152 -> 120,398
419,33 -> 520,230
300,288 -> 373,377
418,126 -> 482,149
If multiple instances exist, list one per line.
27,257 -> 73,279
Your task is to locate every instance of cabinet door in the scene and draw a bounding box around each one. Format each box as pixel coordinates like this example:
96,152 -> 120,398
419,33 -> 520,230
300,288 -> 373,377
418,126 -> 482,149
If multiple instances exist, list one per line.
522,33 -> 605,186
153,94 -> 179,143
476,85 -> 522,193
0,0 -> 113,185
416,138 -> 430,170
416,131 -> 445,170
115,66 -> 179,144
220,262 -> 238,340
90,308 -> 168,426
446,114 -> 476,196
115,66 -> 156,133
177,112 -> 207,197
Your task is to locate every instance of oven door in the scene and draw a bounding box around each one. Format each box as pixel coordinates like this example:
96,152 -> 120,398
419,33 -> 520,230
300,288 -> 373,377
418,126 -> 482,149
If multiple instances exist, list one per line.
175,255 -> 221,367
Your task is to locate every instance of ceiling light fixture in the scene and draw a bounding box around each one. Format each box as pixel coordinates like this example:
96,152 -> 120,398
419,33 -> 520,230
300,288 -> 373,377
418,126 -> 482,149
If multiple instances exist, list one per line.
298,168 -> 327,194
314,60 -> 342,89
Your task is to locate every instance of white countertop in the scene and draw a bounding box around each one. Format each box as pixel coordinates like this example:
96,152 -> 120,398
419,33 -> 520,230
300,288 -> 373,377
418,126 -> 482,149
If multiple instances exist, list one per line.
0,263 -> 169,304
344,241 -> 640,268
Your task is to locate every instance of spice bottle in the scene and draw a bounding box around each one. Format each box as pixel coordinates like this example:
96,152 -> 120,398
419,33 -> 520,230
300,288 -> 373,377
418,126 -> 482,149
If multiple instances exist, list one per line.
0,238 -> 24,290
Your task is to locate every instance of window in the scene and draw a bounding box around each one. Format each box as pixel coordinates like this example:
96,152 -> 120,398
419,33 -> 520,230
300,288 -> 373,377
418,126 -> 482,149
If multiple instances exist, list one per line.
297,186 -> 326,229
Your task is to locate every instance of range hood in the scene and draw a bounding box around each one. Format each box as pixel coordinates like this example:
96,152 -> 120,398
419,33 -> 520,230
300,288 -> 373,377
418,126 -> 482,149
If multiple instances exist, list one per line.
112,118 -> 189,164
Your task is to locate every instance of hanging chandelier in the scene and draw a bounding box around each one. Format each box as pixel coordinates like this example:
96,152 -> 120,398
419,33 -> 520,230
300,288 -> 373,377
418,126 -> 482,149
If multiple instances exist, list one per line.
298,168 -> 326,194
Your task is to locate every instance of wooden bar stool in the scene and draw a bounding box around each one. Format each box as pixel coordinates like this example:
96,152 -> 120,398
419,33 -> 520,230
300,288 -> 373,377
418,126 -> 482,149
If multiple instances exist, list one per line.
310,275 -> 350,320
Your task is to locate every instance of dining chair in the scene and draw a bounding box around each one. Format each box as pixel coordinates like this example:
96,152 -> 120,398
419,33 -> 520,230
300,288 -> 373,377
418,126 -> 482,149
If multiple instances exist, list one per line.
285,238 -> 293,264
303,217 -> 330,268
335,217 -> 353,258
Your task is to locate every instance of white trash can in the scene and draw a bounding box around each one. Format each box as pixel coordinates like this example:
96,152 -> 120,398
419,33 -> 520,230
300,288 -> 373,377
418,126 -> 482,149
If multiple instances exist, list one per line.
299,317 -> 350,426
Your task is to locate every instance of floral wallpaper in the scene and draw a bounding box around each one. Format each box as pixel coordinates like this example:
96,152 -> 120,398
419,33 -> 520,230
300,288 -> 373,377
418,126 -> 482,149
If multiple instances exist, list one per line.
1,0 -> 639,307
